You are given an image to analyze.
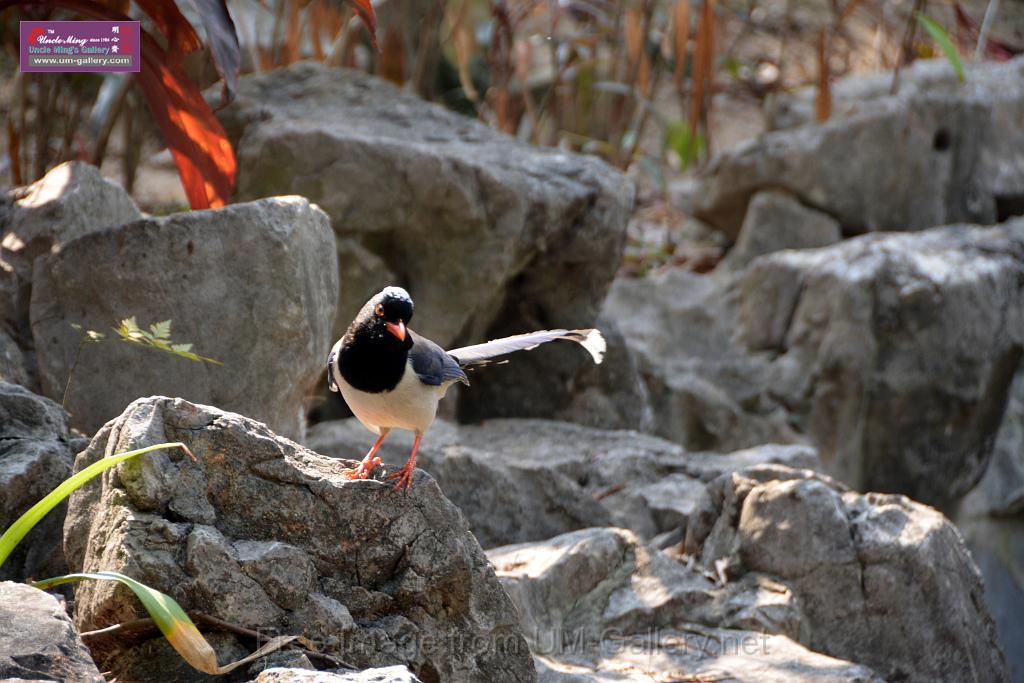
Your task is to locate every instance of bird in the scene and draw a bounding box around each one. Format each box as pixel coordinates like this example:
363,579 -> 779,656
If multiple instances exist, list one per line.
327,286 -> 606,492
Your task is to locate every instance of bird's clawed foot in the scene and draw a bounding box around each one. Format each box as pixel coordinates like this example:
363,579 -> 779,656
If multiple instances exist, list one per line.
342,454 -> 382,480
386,463 -> 416,493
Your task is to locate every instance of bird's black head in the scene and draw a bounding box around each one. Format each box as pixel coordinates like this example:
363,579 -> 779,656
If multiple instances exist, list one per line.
349,286 -> 414,348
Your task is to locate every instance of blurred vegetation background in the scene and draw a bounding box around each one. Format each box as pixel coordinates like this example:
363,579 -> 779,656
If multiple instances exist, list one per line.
2,0 -> 1023,267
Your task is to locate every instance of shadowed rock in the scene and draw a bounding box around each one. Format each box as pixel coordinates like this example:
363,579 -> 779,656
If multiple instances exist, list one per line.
0,581 -> 102,682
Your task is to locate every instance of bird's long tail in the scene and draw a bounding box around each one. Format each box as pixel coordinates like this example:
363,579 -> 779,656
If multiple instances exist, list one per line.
448,328 -> 606,368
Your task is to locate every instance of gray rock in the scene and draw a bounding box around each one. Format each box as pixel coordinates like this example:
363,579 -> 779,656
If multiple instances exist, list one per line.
737,221 -> 1024,506
307,417 -> 820,547
254,666 -> 422,682
552,315 -> 654,432
0,382 -> 73,580
685,465 -> 1009,682
490,529 -> 880,683
1,161 -> 141,280
602,269 -> 801,452
722,190 -> 841,269
696,57 -> 1024,237
0,581 -> 102,682
217,62 -> 633,422
30,196 -> 338,441
954,370 -> 1024,681
63,396 -> 535,682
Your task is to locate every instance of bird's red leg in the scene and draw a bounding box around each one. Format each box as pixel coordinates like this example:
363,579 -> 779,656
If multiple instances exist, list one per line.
343,430 -> 389,480
386,433 -> 421,493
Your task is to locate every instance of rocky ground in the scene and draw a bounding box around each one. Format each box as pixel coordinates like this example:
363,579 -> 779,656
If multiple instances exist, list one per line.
2,56 -> 1023,682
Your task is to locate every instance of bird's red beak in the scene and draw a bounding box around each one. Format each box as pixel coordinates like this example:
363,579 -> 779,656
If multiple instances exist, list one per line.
386,320 -> 406,341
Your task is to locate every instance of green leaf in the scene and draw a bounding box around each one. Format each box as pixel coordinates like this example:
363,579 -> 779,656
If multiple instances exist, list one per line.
70,323 -> 82,331
150,320 -> 172,339
121,316 -> 140,334
32,571 -> 298,674
0,443 -> 195,570
916,13 -> 965,83
172,343 -> 194,353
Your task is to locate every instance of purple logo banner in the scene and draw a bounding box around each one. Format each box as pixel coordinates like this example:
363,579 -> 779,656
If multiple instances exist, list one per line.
20,20 -> 141,73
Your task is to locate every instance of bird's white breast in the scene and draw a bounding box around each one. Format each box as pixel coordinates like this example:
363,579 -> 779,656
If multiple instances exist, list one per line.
334,359 -> 446,435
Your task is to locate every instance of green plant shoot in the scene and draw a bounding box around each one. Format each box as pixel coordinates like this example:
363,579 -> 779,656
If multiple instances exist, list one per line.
33,571 -> 297,674
0,442 -> 195,570
916,13 -> 965,83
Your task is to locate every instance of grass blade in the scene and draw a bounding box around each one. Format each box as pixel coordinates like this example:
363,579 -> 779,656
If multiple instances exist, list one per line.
916,13 -> 965,82
0,442 -> 195,570
33,571 -> 298,674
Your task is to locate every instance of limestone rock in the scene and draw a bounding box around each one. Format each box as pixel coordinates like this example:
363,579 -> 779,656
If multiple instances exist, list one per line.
30,197 -> 338,441
722,190 -> 841,269
489,529 -> 881,683
217,62 -> 633,422
0,581 -> 102,682
697,57 -> 1024,237
0,381 -> 73,580
253,666 -> 422,682
308,417 -> 819,547
685,465 -> 1009,682
602,269 -> 801,453
1,161 -> 141,280
63,396 -> 535,682
737,221 -> 1024,506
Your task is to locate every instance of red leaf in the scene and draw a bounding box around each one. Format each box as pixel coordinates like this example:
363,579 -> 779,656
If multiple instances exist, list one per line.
0,0 -> 236,209
133,0 -> 202,63
138,37 -> 236,208
346,0 -> 378,50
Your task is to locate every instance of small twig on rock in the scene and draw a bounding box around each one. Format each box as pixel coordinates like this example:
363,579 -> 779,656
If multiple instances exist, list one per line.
80,612 -> 356,670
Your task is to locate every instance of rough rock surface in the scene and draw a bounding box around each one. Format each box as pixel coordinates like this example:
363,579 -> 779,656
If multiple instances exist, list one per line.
602,268 -> 800,452
489,528 -> 881,683
0,581 -> 102,682
695,57 -> 1024,237
30,197 -> 338,441
64,397 -> 535,683
308,417 -> 819,547
0,381 -> 73,580
253,666 -> 422,682
721,190 -> 841,270
684,465 -> 1009,682
217,62 -> 633,422
0,161 -> 141,280
738,221 -> 1024,506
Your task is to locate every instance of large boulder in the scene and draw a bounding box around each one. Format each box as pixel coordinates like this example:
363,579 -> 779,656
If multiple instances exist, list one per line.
216,62 -> 634,422
720,190 -> 841,271
738,221 -> 1024,506
684,465 -> 1009,682
308,417 -> 819,548
0,581 -> 102,682
0,381 -> 73,580
1,161 -> 141,280
489,528 -> 882,683
63,397 -> 535,683
602,268 -> 800,453
30,197 -> 338,441
695,57 -> 1024,238
0,162 -> 140,391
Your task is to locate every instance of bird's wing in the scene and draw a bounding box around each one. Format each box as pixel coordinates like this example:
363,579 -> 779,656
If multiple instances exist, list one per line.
449,328 -> 605,367
409,330 -> 470,386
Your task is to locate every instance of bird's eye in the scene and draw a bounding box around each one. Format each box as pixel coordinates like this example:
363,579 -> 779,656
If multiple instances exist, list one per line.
375,303 -> 385,317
